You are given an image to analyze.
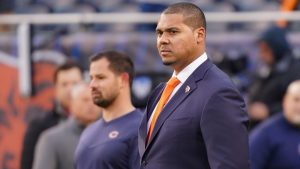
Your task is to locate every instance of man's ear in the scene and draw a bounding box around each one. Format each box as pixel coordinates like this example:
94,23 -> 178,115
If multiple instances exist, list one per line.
195,27 -> 205,44
120,72 -> 130,87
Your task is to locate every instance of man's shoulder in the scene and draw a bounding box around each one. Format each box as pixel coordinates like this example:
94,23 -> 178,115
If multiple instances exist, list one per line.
194,62 -> 241,96
190,59 -> 233,86
30,110 -> 59,125
207,64 -> 233,84
38,122 -> 72,150
82,119 -> 102,137
40,123 -> 65,141
126,109 -> 143,129
131,109 -> 143,119
251,114 -> 283,137
25,111 -> 59,134
259,114 -> 283,129
78,119 -> 102,147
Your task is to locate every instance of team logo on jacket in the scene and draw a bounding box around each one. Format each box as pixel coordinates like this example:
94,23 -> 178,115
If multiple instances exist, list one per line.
108,130 -> 119,139
185,85 -> 190,93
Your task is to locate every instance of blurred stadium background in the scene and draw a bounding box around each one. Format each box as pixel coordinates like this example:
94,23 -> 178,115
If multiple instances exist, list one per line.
0,0 -> 300,168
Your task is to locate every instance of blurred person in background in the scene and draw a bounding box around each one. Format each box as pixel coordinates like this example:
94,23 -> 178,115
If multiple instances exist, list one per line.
75,51 -> 142,169
250,80 -> 300,169
0,0 -> 14,32
21,61 -> 83,169
33,82 -> 101,169
248,25 -> 300,130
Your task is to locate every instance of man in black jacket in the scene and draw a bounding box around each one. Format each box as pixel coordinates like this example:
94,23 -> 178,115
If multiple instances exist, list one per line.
20,61 -> 83,169
248,25 -> 300,130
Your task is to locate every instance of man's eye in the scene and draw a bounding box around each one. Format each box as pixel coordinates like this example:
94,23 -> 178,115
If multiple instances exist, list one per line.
170,30 -> 177,34
156,31 -> 162,37
97,76 -> 105,80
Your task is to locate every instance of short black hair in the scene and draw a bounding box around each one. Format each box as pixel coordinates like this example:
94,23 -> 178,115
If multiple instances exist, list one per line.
90,50 -> 135,86
163,2 -> 206,30
54,60 -> 83,84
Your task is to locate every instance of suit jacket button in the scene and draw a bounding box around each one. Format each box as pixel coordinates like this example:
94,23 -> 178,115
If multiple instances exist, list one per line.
142,160 -> 147,167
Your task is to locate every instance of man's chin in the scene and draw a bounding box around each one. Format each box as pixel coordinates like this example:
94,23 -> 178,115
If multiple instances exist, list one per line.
290,116 -> 300,127
93,99 -> 112,108
162,60 -> 175,66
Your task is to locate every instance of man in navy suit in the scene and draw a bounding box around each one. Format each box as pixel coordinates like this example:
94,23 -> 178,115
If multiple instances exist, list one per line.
138,2 -> 250,169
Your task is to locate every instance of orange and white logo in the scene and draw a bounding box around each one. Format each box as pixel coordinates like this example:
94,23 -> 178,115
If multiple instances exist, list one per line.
185,85 -> 190,93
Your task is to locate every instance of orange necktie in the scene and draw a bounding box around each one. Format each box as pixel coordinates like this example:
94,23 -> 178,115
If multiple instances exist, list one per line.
146,77 -> 180,143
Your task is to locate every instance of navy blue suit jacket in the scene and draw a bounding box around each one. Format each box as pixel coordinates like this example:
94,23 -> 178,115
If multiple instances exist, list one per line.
138,59 -> 250,169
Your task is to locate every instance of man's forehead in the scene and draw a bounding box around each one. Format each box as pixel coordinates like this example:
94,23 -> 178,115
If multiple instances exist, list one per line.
91,58 -> 109,68
156,13 -> 184,29
287,83 -> 300,97
56,68 -> 81,80
90,61 -> 113,76
90,62 -> 104,73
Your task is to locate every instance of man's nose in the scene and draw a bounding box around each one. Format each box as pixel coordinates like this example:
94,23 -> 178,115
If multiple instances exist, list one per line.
158,33 -> 169,45
89,79 -> 96,89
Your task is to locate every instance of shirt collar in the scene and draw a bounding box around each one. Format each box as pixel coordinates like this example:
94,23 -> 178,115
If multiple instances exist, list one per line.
172,52 -> 208,83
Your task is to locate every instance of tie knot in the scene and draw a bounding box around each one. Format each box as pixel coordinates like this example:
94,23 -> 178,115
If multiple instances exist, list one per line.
167,77 -> 180,88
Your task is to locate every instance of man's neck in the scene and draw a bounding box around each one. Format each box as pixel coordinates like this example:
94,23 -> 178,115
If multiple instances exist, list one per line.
102,95 -> 135,122
173,51 -> 205,74
55,101 -> 70,117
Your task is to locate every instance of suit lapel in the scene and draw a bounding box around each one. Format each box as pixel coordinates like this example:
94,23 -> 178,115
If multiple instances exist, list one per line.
139,83 -> 165,155
141,59 -> 214,156
145,78 -> 196,150
147,84 -> 165,120
138,114 -> 147,155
